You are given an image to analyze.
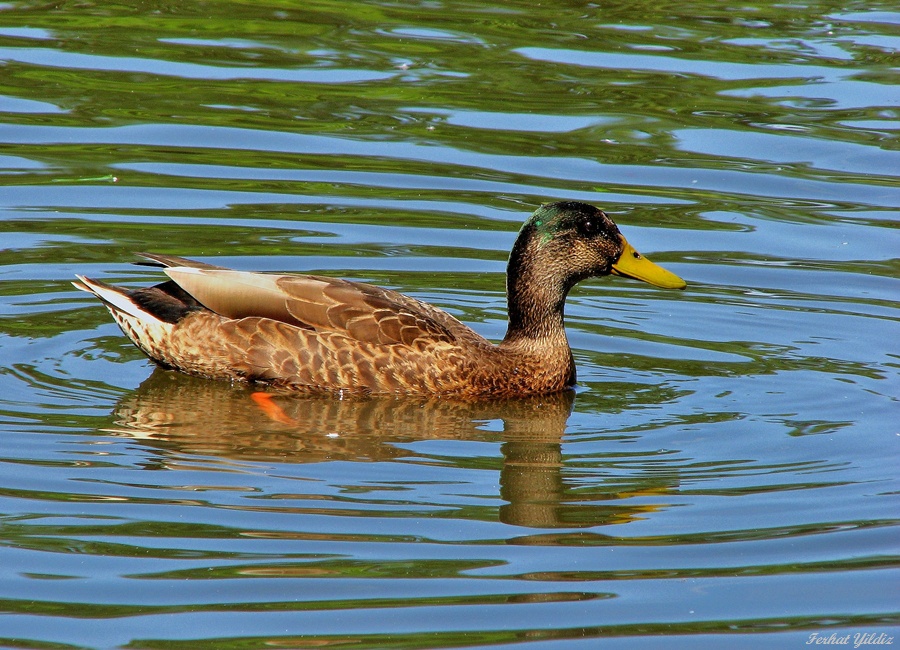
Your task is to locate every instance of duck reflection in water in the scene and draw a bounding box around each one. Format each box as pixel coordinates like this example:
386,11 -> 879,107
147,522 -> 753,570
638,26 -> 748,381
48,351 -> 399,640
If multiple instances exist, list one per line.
106,369 -> 675,529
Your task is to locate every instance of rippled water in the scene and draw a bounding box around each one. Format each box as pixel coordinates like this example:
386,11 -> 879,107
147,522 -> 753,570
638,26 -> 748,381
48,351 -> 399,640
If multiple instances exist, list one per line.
1,2 -> 898,648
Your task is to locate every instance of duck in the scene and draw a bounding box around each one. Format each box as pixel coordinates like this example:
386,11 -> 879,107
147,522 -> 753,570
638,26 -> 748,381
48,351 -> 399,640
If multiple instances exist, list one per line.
74,201 -> 686,397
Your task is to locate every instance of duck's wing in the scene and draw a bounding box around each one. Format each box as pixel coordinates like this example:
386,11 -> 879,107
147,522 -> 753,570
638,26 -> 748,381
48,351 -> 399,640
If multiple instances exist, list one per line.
280,274 -> 488,346
158,259 -> 489,347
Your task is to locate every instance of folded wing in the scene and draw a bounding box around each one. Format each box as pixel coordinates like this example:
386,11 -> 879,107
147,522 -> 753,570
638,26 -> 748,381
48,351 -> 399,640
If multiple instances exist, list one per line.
149,255 -> 488,348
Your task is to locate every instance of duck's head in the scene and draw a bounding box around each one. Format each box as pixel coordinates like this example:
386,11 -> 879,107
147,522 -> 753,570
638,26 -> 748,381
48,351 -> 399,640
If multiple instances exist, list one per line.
510,201 -> 686,293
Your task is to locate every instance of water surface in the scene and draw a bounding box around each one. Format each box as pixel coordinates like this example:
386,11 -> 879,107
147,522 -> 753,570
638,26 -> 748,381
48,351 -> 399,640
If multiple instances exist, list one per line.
0,2 -> 898,648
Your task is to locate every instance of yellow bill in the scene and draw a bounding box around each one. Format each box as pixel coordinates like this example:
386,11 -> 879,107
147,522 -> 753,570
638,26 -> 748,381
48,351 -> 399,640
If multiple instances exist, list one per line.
611,238 -> 686,289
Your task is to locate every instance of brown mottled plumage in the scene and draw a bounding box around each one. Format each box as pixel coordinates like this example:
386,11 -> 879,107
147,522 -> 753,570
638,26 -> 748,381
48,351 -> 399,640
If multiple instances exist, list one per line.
74,201 -> 686,397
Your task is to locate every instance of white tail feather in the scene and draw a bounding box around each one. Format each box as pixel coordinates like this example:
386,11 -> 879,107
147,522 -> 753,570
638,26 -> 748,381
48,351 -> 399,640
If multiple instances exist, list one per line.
73,275 -> 164,325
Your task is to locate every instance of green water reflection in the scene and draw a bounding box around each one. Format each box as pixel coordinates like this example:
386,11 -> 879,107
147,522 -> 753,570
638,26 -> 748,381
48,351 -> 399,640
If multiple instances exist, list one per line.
0,0 -> 897,648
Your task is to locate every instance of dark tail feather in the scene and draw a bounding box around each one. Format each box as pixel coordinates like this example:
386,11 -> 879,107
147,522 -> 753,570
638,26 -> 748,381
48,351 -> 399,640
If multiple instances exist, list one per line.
134,252 -> 225,270
74,275 -> 201,325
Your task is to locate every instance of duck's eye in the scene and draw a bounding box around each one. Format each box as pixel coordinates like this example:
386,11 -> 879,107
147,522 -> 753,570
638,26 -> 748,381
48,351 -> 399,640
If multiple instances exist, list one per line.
576,218 -> 600,237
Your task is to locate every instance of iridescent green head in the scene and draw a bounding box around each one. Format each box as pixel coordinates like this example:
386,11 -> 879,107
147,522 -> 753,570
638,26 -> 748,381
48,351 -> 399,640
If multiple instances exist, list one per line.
510,201 -> 686,290
521,201 -> 620,248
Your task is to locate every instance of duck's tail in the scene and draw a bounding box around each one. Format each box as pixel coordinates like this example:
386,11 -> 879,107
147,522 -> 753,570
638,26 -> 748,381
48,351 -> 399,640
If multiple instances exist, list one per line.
73,274 -> 208,368
73,276 -> 165,323
74,274 -> 203,324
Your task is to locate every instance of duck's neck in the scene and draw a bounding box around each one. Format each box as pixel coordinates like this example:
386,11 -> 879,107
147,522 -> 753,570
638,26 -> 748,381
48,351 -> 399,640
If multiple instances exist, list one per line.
501,238 -> 571,350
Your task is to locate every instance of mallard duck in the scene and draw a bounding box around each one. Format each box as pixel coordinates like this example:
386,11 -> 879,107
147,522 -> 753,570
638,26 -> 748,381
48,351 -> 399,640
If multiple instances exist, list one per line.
74,201 -> 685,397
